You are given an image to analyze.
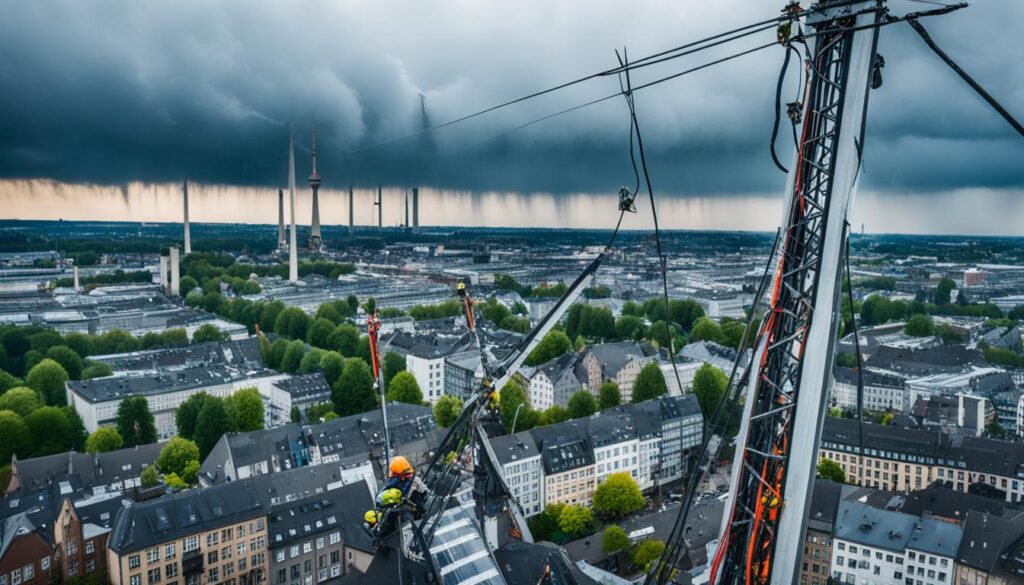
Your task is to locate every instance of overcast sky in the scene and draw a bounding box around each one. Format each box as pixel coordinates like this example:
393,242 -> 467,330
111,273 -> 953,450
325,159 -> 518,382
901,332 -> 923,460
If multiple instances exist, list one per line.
1,0 -> 1022,231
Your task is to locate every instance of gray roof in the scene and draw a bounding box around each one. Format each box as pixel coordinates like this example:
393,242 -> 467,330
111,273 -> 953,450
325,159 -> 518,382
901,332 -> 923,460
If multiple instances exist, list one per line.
867,345 -> 987,375
108,478 -> 266,554
833,366 -> 905,388
268,481 -> 374,552
906,516 -> 963,557
901,482 -> 1008,522
12,442 -> 166,493
821,417 -> 947,462
533,351 -> 581,383
272,372 -> 332,401
0,513 -> 38,561
531,421 -> 593,475
67,363 -> 281,403
806,479 -> 844,534
490,432 -> 540,466
833,500 -> 918,552
96,336 -> 263,372
957,510 -> 1024,572
586,341 -> 645,378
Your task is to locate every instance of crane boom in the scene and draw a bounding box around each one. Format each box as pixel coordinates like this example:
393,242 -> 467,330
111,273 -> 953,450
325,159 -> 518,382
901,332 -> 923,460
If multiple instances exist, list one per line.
713,2 -> 882,583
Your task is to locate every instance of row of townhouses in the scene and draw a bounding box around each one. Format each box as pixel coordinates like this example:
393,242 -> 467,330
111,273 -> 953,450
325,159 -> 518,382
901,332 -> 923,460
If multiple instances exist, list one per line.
0,443 -> 378,585
490,395 -> 703,517
800,479 -> 1024,585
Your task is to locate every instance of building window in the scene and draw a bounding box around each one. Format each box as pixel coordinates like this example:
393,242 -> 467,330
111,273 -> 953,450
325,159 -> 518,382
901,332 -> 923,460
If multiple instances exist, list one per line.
84,540 -> 95,555
165,543 -> 176,559
130,576 -> 141,585
22,565 -> 33,580
148,568 -> 161,584
41,557 -> 50,571
129,555 -> 141,569
184,536 -> 199,552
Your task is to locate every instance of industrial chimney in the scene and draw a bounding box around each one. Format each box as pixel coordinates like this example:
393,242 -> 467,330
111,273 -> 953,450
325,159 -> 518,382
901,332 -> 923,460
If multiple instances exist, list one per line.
412,188 -> 419,229
288,126 -> 299,283
278,189 -> 286,249
348,186 -> 354,236
182,180 -> 191,254
169,246 -> 180,296
308,124 -> 322,251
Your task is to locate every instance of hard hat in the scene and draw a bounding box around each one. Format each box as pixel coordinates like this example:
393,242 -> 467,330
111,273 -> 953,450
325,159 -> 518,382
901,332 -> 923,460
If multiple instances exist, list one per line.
380,488 -> 403,507
457,282 -> 466,290
389,456 -> 413,478
364,510 -> 380,525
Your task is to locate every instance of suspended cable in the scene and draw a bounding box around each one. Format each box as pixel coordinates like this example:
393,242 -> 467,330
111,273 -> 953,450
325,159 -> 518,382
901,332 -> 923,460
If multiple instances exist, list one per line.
645,229 -> 782,585
345,1 -> 887,157
905,14 -> 1024,139
843,222 -> 867,480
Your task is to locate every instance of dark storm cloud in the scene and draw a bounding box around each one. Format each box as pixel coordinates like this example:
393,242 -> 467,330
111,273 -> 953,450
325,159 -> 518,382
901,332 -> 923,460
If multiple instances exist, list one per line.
0,0 -> 1021,195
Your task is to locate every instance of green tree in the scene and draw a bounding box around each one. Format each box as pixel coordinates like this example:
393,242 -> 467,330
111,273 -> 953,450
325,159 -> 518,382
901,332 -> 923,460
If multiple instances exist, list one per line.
362,297 -> 377,315
904,314 -> 935,337
274,307 -> 311,340
280,340 -> 307,373
26,359 -> 69,406
329,323 -> 360,357
525,330 -> 572,366
538,405 -> 569,426
194,398 -> 234,458
266,338 -> 289,369
817,458 -> 846,483
934,277 -> 956,305
140,464 -> 159,488
433,395 -> 463,428
117,397 -> 157,447
719,319 -> 747,350
332,359 -> 376,416
499,378 -> 532,432
632,362 -> 667,403
386,372 -> 422,405
602,525 -> 630,555
644,321 -> 672,348
29,330 -> 63,354
614,316 -> 646,341
0,387 -> 42,417
85,427 -> 124,453
558,505 -> 593,539
528,503 -> 565,542
567,390 -> 597,419
176,392 -> 212,439
45,346 -> 83,380
226,388 -> 264,432
631,539 -> 666,571
306,318 -> 336,349
157,437 -> 201,481
836,352 -> 858,368
574,335 -> 586,352
192,324 -> 226,343
692,363 -> 728,419
346,295 -> 360,315
81,363 -> 113,379
0,410 -> 31,464
62,333 -> 96,358
179,275 -> 199,297
0,370 -> 22,394
987,420 -> 1006,438
319,351 -> 346,386
290,405 -> 302,423
689,317 -> 723,344
592,472 -> 645,519
315,303 -> 343,325
598,381 -> 621,409
383,352 -> 406,389
65,406 -> 87,451
26,406 -> 72,456
298,348 -> 324,374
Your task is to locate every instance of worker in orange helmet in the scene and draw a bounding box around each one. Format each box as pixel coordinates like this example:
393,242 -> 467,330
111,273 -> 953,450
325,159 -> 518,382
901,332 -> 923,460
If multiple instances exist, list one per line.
383,455 -> 421,497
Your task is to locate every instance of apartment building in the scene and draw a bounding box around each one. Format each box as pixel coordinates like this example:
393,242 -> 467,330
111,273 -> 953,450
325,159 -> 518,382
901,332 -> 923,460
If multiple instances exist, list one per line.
831,367 -> 908,412
820,418 -> 1024,503
589,414 -> 639,485
67,365 -> 287,438
579,341 -> 651,402
267,482 -> 374,585
0,514 -> 54,585
524,352 -> 584,410
107,480 -> 270,585
264,373 -> 331,427
491,432 -> 544,517
533,423 -> 596,508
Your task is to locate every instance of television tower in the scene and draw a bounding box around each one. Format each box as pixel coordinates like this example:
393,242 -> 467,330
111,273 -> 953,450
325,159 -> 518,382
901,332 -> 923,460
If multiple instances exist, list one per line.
309,123 -> 322,251
277,189 -> 286,249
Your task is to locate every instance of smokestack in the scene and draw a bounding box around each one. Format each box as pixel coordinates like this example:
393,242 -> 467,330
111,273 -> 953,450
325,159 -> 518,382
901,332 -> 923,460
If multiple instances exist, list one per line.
169,246 -> 180,296
348,186 -> 354,236
182,180 -> 191,254
404,191 -> 409,228
377,186 -> 383,228
278,189 -> 285,248
309,123 -> 322,251
412,188 -> 419,229
288,126 -> 298,283
73,266 -> 80,294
